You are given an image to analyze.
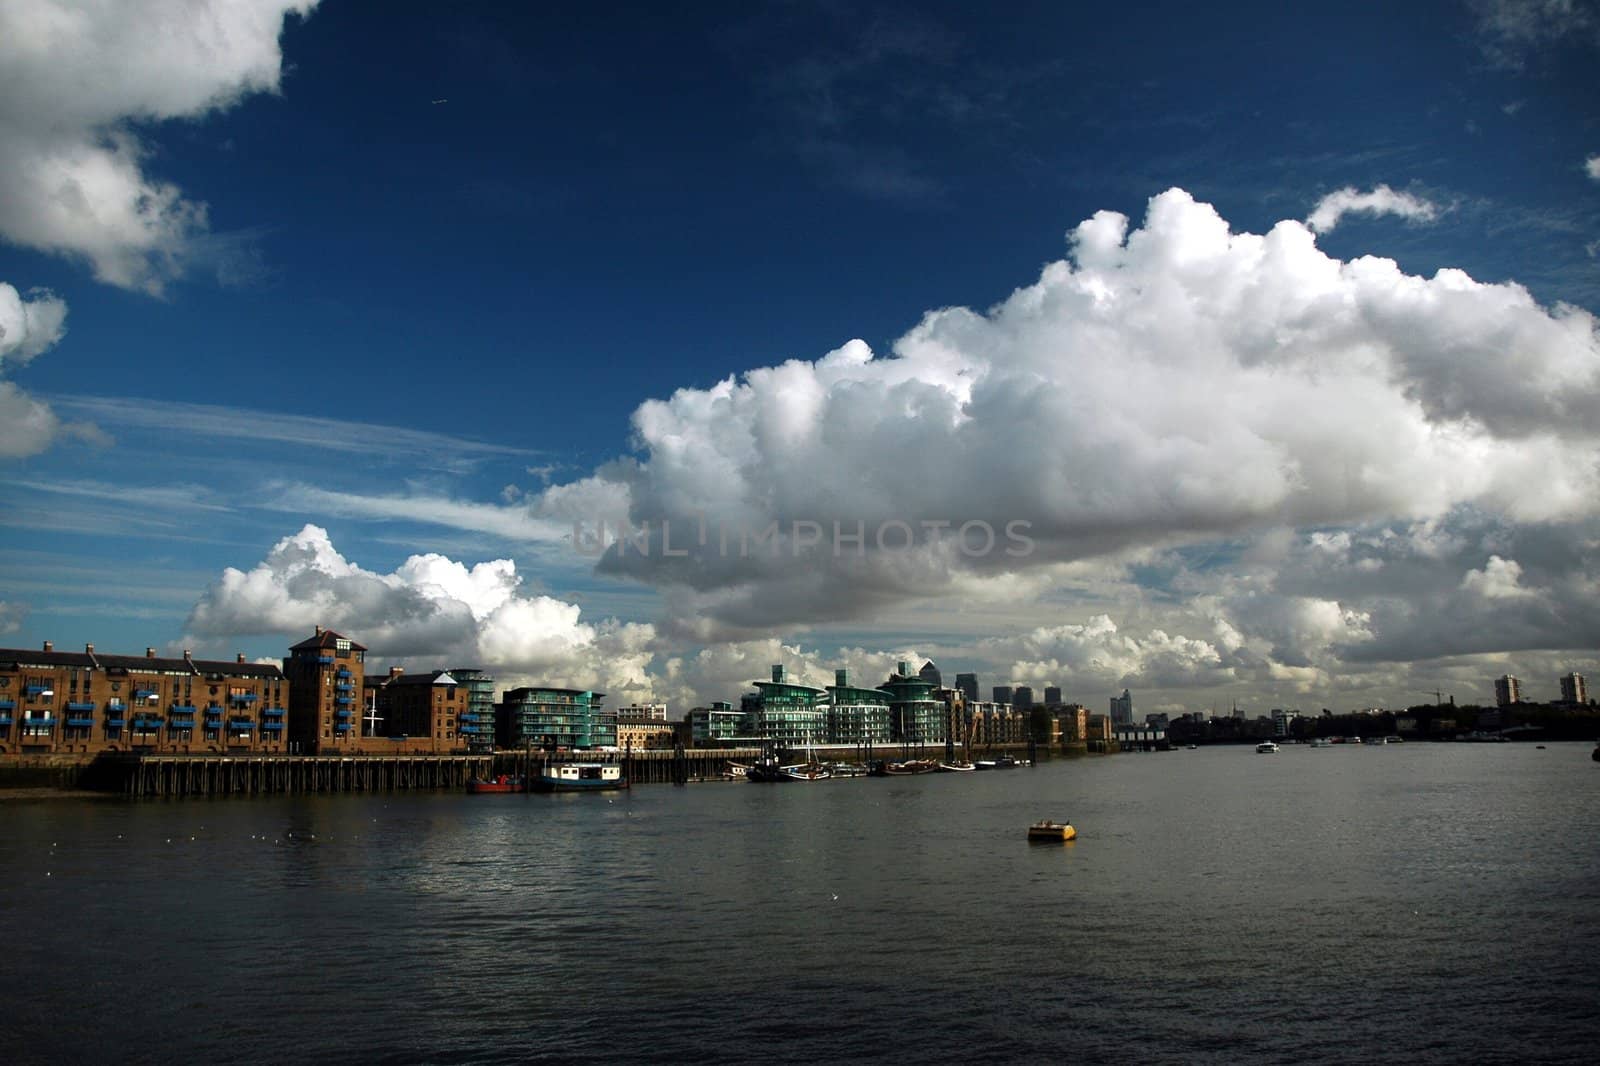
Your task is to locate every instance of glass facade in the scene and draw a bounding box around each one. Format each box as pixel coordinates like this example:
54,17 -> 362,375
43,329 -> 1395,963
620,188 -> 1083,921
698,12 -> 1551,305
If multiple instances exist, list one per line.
740,679 -> 827,747
500,687 -> 613,750
881,664 -> 943,744
448,668 -> 497,753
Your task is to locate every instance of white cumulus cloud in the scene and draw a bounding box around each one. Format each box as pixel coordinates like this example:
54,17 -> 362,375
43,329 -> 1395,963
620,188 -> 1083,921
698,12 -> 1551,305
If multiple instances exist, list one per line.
1305,184 -> 1439,233
0,280 -> 99,457
185,524 -> 656,696
546,188 -> 1600,635
0,0 -> 316,293
1586,154 -> 1600,181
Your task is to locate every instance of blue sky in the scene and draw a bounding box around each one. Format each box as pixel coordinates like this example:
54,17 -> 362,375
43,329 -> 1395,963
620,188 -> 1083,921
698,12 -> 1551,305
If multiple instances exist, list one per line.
2,1 -> 1599,713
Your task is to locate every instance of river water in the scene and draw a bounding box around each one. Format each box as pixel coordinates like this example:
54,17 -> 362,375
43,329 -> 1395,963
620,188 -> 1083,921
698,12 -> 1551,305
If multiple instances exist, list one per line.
5,742 -> 1598,1064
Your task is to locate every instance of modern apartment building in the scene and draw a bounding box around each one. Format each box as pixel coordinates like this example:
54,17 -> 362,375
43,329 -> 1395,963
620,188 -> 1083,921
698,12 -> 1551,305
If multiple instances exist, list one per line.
825,669 -> 892,746
739,665 -> 827,748
499,687 -> 613,750
1494,674 -> 1521,707
1559,672 -> 1587,705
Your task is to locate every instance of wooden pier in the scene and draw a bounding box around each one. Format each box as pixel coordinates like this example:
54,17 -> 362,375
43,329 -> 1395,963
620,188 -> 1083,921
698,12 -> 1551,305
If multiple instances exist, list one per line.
116,753 -> 492,797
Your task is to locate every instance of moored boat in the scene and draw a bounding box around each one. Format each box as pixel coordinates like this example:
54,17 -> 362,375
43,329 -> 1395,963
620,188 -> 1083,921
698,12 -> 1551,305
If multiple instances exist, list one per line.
937,760 -> 975,772
467,774 -> 526,794
723,762 -> 751,780
826,761 -> 869,777
532,763 -> 628,792
781,762 -> 832,781
1027,820 -> 1076,842
1255,740 -> 1280,753
874,758 -> 938,776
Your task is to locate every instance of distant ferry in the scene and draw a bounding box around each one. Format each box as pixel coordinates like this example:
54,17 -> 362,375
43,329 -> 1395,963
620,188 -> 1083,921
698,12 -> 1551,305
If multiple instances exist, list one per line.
533,763 -> 628,792
1255,740 -> 1280,754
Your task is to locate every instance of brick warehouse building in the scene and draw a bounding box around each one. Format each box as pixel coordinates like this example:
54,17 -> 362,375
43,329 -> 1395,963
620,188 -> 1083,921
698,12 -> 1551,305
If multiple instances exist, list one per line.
0,642 -> 288,757
284,627 -> 368,754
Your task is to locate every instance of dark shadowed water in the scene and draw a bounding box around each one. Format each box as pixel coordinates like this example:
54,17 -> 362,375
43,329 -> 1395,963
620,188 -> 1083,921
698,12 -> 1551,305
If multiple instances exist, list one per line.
5,742 -> 1599,1064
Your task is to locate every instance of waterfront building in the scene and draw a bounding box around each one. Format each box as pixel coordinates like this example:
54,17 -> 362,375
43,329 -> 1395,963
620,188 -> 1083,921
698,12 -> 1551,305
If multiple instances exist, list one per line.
1014,685 -> 1036,709
688,701 -> 744,746
284,627 -> 367,753
1110,688 -> 1134,725
740,665 -> 827,747
499,687 -> 612,750
1056,704 -> 1089,744
1044,685 -> 1062,706
825,669 -> 892,746
1494,675 -> 1521,707
0,641 -> 287,757
969,699 -> 1025,747
364,668 -> 470,752
1271,708 -> 1296,737
1146,712 -> 1170,731
448,667 -> 497,753
918,660 -> 942,689
1559,672 -> 1587,705
955,672 -> 979,702
882,661 -> 943,744
616,703 -> 674,749
992,684 -> 1013,706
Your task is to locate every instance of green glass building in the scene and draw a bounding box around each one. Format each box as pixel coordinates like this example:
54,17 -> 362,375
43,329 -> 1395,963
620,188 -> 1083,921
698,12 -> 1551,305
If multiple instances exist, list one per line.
447,667 -> 497,753
880,661 -> 944,745
499,687 -> 613,750
825,669 -> 892,745
740,665 -> 826,747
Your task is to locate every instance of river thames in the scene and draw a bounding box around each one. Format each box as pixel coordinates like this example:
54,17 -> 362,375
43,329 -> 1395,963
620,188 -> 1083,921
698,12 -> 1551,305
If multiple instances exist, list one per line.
4,742 -> 1598,1064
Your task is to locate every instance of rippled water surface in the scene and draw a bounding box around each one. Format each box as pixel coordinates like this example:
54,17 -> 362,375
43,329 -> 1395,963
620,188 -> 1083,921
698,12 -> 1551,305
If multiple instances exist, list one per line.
5,742 -> 1599,1063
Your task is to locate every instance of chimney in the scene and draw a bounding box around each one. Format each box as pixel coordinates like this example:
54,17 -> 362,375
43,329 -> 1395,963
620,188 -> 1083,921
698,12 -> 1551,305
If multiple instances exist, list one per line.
183,649 -> 192,661
389,666 -> 404,680
314,625 -> 323,636
237,653 -> 246,664
85,643 -> 94,655
146,647 -> 156,658
43,640 -> 53,652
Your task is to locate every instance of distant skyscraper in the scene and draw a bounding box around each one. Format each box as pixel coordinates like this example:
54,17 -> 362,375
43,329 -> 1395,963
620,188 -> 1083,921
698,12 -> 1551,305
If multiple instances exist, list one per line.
955,673 -> 979,702
1044,686 -> 1062,706
1559,672 -> 1587,705
1014,685 -> 1036,708
1110,689 -> 1133,725
993,685 -> 1013,706
919,660 -> 942,689
1494,675 -> 1520,707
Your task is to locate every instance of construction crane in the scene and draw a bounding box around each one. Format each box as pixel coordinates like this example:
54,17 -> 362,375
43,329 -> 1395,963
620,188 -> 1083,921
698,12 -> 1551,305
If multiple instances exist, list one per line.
1417,689 -> 1454,706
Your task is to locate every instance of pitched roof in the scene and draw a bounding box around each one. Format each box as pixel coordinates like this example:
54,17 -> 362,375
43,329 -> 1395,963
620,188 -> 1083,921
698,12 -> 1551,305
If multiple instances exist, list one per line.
288,628 -> 367,652
0,647 -> 283,679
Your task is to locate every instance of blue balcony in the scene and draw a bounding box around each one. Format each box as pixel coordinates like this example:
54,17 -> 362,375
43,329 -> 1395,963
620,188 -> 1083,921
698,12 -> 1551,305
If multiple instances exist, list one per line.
228,720 -> 254,731
66,717 -> 96,728
133,689 -> 158,700
335,696 -> 353,706
317,656 -> 333,664
25,685 -> 52,696
333,724 -> 352,733
458,724 -> 485,734
105,718 -> 126,727
262,706 -> 286,718
0,714 -> 14,726
230,693 -> 258,704
131,718 -> 163,730
336,668 -> 351,678
170,704 -> 196,714
24,717 -> 57,729
334,709 -> 353,720
261,721 -> 285,732
106,700 -> 126,712
335,683 -> 354,693
67,701 -> 95,712
0,699 -> 16,711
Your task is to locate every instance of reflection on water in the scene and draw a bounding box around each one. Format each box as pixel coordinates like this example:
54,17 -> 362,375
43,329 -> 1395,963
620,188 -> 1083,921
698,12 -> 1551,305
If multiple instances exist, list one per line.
4,742 -> 1599,1063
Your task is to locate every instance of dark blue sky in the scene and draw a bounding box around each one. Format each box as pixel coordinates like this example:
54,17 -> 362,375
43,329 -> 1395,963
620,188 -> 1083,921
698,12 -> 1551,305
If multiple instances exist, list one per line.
2,0 -> 1598,710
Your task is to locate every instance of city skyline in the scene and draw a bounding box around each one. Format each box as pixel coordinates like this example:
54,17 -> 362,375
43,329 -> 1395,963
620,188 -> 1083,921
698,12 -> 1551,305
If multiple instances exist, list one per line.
3,2 -> 1600,716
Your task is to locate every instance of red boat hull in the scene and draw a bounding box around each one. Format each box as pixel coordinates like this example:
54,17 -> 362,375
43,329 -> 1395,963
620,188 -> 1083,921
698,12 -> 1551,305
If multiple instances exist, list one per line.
467,776 -> 526,794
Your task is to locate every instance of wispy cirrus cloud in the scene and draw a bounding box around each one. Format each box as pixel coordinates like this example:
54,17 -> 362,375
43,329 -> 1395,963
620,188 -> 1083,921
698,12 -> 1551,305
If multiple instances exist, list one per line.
263,483 -> 569,544
51,395 -> 537,471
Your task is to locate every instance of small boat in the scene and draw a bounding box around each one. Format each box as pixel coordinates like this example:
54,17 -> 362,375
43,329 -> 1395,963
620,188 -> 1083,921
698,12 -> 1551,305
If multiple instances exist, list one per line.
1255,741 -> 1280,753
937,760 -> 976,772
1186,744 -> 1198,750
781,762 -> 832,781
467,774 -> 526,794
1027,820 -> 1076,842
874,759 -> 938,776
826,761 -> 869,778
992,755 -> 1021,769
532,763 -> 628,792
723,762 -> 751,780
